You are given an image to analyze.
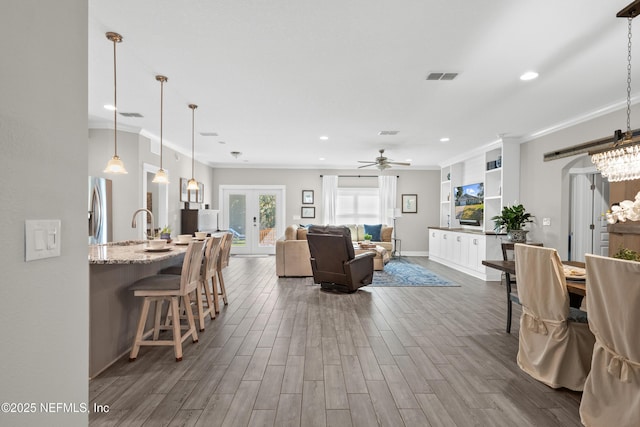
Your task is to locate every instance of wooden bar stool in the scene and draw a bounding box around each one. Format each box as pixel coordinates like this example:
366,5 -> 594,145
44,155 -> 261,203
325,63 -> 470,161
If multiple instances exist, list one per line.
214,232 -> 232,313
128,240 -> 205,362
161,236 -> 222,331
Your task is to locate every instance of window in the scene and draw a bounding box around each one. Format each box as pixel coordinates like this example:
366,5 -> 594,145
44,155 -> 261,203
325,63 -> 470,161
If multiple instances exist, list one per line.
336,187 -> 380,224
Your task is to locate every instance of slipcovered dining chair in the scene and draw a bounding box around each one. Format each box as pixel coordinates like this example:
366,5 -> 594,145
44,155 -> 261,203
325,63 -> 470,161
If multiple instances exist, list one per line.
502,242 -> 543,333
307,225 -> 375,293
580,254 -> 640,427
514,244 -> 595,391
129,240 -> 205,362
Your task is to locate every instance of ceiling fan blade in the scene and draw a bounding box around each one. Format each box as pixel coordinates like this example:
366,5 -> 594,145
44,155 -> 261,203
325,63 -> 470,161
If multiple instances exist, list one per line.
387,161 -> 411,166
358,164 -> 375,169
357,160 -> 377,163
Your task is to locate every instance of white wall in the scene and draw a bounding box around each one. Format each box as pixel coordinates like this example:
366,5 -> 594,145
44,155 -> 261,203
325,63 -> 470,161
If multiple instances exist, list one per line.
520,104 -> 640,258
88,129 -> 215,240
0,1 -> 89,425
211,168 -> 440,254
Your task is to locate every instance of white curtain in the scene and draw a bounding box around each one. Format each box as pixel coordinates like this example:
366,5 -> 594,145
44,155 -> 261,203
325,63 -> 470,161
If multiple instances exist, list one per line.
378,175 -> 397,225
322,175 -> 338,224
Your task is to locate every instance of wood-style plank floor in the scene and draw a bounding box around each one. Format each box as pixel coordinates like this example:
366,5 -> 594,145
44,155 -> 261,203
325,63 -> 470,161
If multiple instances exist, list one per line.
89,256 -> 583,427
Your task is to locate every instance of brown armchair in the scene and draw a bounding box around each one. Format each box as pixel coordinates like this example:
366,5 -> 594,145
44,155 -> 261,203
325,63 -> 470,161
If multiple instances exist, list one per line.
307,225 -> 375,293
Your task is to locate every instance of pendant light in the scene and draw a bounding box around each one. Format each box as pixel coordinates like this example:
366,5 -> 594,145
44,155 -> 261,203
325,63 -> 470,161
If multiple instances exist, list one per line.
590,3 -> 640,182
187,104 -> 199,191
103,32 -> 128,174
153,75 -> 169,184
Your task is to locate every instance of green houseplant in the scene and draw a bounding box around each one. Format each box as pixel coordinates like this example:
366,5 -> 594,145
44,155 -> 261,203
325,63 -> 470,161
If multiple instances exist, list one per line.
363,233 -> 373,242
491,203 -> 534,243
159,225 -> 171,240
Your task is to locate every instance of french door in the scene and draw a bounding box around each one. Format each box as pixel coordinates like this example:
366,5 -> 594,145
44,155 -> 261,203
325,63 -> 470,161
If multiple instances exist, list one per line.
220,186 -> 285,255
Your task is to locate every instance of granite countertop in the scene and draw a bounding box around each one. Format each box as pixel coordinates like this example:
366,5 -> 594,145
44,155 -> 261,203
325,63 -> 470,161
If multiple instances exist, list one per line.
89,240 -> 191,265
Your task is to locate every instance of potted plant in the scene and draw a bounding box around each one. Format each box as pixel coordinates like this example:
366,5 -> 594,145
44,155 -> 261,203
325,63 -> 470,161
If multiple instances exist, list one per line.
491,203 -> 534,243
363,233 -> 373,242
159,225 -> 171,240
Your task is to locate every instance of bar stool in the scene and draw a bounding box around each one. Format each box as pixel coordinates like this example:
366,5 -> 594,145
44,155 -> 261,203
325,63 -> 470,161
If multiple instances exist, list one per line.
128,240 -> 205,362
161,236 -> 222,331
214,232 -> 232,313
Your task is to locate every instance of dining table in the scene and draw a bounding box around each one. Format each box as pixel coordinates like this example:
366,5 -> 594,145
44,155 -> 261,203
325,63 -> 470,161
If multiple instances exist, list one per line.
482,259 -> 586,296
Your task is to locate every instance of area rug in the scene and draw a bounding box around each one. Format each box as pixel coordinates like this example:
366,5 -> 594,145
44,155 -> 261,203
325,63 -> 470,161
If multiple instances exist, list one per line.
371,257 -> 459,287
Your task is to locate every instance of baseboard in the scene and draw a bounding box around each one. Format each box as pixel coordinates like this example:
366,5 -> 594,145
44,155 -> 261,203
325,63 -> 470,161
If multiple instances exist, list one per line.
397,251 -> 429,257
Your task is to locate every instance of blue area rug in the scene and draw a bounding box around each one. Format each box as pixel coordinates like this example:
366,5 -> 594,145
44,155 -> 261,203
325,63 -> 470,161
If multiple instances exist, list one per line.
371,258 -> 459,287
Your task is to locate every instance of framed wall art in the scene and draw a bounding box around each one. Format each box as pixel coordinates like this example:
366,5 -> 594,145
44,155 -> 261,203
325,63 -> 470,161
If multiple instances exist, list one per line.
402,194 -> 417,213
301,206 -> 316,218
302,190 -> 314,204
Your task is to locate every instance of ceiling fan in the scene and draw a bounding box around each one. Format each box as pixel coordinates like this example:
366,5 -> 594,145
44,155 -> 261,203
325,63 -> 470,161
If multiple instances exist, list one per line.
357,149 -> 411,170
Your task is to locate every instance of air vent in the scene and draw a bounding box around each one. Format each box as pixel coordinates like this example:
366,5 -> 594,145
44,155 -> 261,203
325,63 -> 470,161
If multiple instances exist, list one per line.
119,112 -> 143,117
426,72 -> 458,81
378,130 -> 399,136
200,132 -> 218,137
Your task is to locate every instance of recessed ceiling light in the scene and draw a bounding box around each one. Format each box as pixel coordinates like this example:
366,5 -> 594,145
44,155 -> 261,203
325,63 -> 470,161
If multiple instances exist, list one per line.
104,104 -> 116,111
520,71 -> 539,81
319,136 -> 329,140
440,137 -> 450,142
405,158 -> 412,162
319,157 -> 325,161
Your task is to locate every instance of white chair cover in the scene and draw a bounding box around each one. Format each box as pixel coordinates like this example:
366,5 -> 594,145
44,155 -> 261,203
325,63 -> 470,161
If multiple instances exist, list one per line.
580,254 -> 640,427
514,244 -> 595,391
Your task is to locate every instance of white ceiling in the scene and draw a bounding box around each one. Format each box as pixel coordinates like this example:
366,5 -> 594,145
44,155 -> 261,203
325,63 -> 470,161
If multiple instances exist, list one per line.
88,1 -> 637,170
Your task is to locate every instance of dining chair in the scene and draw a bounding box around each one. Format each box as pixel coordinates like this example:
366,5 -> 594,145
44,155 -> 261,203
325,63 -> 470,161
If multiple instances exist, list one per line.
580,254 -> 640,427
514,244 -> 595,391
128,240 -> 205,362
502,242 -> 543,333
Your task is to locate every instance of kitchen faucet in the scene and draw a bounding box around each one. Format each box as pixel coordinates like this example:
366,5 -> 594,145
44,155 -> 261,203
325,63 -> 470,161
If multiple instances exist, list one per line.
131,208 -> 155,240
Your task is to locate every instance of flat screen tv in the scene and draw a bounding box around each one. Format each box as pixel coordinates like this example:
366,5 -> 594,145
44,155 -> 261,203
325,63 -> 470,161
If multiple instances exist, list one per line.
454,182 -> 484,226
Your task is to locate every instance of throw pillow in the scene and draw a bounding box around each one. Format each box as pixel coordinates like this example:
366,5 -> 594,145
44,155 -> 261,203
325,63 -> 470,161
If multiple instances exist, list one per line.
364,224 -> 382,242
381,226 -> 393,242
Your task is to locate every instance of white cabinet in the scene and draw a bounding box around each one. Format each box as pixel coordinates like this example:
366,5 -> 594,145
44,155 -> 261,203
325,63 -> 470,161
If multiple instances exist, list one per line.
428,228 -> 502,281
439,139 -> 520,232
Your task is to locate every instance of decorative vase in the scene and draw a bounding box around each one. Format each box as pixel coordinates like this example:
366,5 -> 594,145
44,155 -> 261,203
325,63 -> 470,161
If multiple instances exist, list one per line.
161,233 -> 171,240
507,229 -> 528,243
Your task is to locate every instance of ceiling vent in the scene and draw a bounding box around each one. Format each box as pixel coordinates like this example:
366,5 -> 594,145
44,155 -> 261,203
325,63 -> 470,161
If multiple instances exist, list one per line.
378,130 -> 399,136
200,132 -> 218,137
119,112 -> 143,117
426,72 -> 458,81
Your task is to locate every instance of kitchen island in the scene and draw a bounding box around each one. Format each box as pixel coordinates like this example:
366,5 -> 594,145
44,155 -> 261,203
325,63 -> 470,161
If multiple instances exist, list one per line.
89,241 -> 188,378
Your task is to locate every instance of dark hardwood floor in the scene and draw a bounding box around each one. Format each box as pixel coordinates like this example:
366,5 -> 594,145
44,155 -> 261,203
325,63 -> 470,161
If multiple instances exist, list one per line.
89,256 -> 583,427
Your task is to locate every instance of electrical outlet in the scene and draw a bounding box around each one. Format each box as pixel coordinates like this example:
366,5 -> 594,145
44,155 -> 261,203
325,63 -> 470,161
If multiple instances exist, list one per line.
542,217 -> 551,226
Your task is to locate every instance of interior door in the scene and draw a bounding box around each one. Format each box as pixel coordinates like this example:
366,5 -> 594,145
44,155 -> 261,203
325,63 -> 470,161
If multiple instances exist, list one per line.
220,186 -> 284,255
569,172 -> 609,261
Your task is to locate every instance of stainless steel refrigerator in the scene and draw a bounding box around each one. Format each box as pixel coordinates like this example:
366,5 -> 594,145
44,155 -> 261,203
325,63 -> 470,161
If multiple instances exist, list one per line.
88,176 -> 113,244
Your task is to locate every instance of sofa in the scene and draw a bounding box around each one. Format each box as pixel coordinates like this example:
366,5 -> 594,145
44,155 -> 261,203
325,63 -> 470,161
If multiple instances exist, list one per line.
276,224 -> 393,277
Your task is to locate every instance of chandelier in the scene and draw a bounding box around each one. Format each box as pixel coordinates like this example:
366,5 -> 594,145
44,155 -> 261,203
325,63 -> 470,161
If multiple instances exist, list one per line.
590,2 -> 640,182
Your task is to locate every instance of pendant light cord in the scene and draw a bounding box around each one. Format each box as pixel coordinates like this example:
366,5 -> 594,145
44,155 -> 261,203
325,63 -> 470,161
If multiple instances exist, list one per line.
627,16 -> 633,138
160,79 -> 164,168
113,37 -> 118,157
192,107 -> 195,179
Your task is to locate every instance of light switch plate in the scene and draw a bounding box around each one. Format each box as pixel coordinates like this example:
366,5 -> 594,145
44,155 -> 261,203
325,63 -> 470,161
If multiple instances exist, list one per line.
542,217 -> 551,226
25,219 -> 61,261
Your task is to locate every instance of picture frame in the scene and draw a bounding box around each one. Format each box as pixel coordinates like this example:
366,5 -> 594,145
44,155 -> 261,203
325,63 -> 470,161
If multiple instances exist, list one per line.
302,190 -> 314,204
189,182 -> 204,204
402,194 -> 418,213
180,178 -> 189,202
301,206 -> 315,218
180,178 -> 204,203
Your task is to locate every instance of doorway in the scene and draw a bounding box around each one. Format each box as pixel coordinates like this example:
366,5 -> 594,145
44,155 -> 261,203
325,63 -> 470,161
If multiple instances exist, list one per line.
219,185 -> 285,255
569,169 -> 609,261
